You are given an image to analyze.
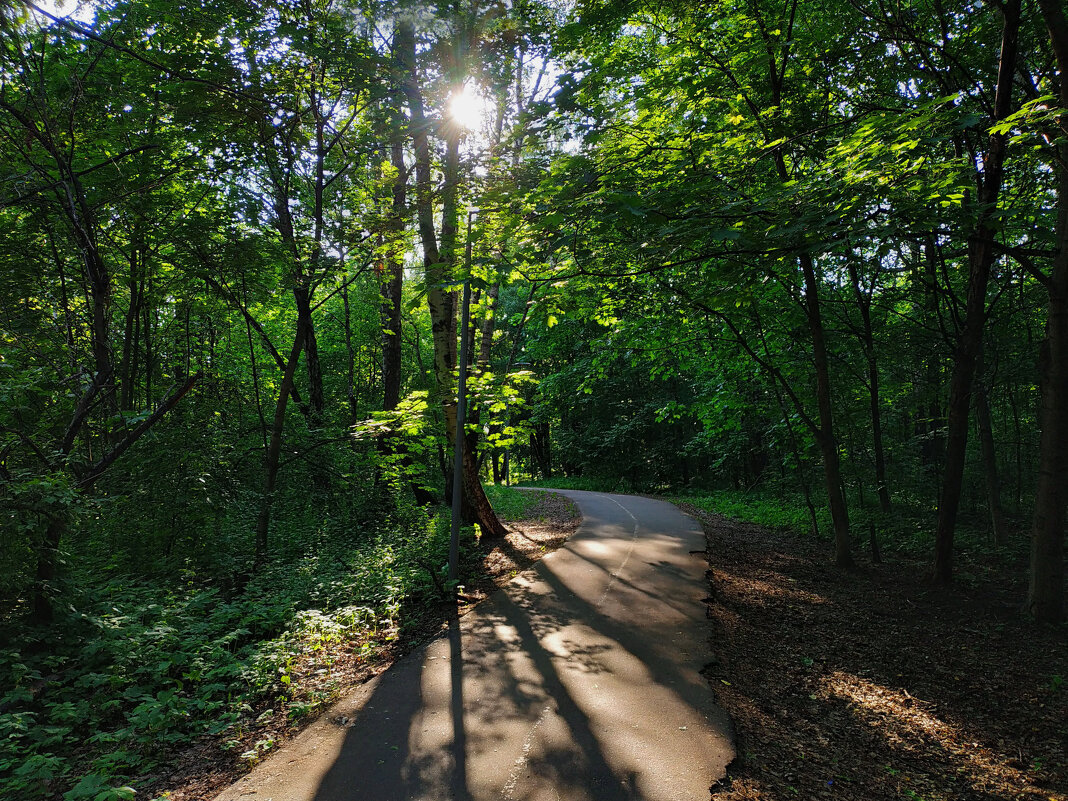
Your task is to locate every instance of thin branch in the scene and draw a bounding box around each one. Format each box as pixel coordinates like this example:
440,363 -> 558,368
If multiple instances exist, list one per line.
77,371 -> 200,488
23,3 -> 293,112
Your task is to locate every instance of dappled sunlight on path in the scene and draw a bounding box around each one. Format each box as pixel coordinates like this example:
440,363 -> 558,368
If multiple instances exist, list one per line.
212,491 -> 734,801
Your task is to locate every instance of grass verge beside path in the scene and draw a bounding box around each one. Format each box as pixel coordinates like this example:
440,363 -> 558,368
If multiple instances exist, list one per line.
676,501 -> 1067,801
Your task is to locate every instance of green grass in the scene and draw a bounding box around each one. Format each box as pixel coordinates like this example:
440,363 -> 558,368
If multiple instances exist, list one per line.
483,484 -> 541,520
668,489 -> 831,536
518,475 -> 625,493
484,483 -> 582,522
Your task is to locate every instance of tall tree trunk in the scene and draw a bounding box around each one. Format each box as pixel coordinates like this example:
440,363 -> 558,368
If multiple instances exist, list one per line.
934,0 -> 1020,584
273,171 -> 324,419
974,350 -> 1008,545
1028,0 -> 1068,624
744,7 -> 851,567
381,111 -> 407,413
256,328 -> 304,567
801,254 -> 854,568
847,261 -> 892,515
292,282 -> 323,419
30,517 -> 67,626
396,17 -> 506,538
342,276 -> 358,421
916,237 -> 946,474
119,243 -> 142,411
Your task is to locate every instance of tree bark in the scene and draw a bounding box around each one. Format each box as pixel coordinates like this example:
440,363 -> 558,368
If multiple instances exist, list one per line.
1028,0 -> 1068,624
342,275 -> 358,421
974,350 -> 1008,545
847,261 -> 892,515
396,17 -> 506,538
530,422 -> 553,480
934,0 -> 1020,584
381,109 -> 408,412
800,254 -> 854,568
255,329 -> 304,567
30,517 -> 67,627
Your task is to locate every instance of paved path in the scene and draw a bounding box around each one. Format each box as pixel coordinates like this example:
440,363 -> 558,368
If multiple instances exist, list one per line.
213,490 -> 734,801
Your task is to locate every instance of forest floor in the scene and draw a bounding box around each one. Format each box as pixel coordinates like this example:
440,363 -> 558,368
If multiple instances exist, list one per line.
153,490 -> 581,801
677,503 -> 1068,801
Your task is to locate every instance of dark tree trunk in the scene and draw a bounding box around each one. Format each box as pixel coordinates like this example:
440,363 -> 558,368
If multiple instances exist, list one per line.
531,423 -> 552,480
342,277 -> 358,421
847,261 -> 892,515
30,518 -> 66,626
801,254 -> 854,568
256,329 -> 304,567
1029,0 -> 1068,624
381,111 -> 407,413
293,282 -> 324,419
934,0 -> 1020,584
974,351 -> 1008,545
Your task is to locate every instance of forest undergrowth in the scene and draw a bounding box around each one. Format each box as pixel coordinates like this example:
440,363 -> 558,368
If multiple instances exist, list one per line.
677,499 -> 1067,801
0,488 -> 578,801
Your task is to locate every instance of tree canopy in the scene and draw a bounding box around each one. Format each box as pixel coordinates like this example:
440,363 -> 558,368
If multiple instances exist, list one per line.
0,0 -> 1066,796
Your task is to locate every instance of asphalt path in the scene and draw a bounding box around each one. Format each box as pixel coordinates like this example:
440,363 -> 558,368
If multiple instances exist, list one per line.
212,490 -> 735,801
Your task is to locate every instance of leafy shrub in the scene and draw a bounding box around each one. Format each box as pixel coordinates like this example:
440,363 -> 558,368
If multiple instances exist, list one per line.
0,503 -> 474,800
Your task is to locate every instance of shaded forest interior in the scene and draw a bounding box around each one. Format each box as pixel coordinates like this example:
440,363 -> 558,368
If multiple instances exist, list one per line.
0,0 -> 1066,799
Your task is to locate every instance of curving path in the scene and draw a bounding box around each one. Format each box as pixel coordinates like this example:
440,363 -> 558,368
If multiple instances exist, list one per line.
213,490 -> 735,801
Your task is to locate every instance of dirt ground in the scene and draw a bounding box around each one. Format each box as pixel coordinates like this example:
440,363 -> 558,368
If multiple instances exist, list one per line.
152,491 -> 580,801
678,503 -> 1068,801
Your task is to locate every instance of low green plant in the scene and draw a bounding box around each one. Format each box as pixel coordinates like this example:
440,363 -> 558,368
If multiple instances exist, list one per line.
0,503 -> 479,800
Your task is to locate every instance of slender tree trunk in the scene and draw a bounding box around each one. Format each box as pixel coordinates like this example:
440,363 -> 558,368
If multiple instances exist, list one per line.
30,517 -> 66,626
974,350 -> 1008,544
342,276 -> 358,421
743,10 -> 852,566
381,112 -> 407,413
256,328 -> 304,567
119,245 -> 141,411
1028,0 -> 1068,624
292,282 -> 323,419
934,0 -> 1019,584
396,17 -> 505,538
1031,280 -> 1068,623
847,261 -> 892,515
801,254 -> 854,568
273,173 -> 323,418
143,300 -> 153,407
